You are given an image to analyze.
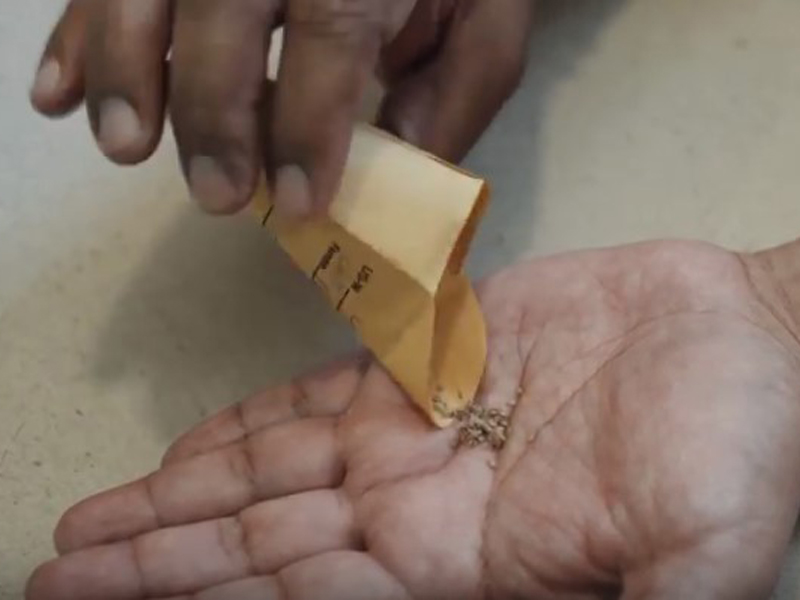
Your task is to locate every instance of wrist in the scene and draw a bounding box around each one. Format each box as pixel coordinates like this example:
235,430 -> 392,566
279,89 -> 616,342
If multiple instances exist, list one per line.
744,240 -> 800,340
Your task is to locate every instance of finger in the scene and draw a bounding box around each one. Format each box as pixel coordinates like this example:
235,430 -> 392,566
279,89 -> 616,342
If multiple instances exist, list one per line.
156,552 -> 411,600
83,0 -> 171,163
173,576 -> 282,600
377,0 -> 456,82
55,417 -> 344,553
170,0 -> 277,214
240,489 -> 360,574
377,0 -> 534,161
269,0 -> 387,218
27,542 -> 147,600
30,0 -> 89,116
30,523 -> 250,600
281,551 -> 411,600
162,356 -> 367,465
31,491 -> 358,600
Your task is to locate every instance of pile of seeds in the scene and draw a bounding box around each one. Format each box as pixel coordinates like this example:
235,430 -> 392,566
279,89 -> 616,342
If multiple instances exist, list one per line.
453,405 -> 509,450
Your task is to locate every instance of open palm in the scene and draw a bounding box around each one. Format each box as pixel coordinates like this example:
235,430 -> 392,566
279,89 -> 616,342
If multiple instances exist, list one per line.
28,241 -> 800,600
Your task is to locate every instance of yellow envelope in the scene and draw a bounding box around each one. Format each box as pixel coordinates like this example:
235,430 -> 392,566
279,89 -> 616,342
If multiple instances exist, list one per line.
253,125 -> 489,427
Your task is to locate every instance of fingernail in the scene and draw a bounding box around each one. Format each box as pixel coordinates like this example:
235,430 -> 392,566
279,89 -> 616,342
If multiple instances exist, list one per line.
274,165 -> 313,219
31,59 -> 61,101
98,98 -> 142,157
189,156 -> 240,213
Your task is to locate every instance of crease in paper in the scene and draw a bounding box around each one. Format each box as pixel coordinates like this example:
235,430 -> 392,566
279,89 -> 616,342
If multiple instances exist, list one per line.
252,125 -> 489,426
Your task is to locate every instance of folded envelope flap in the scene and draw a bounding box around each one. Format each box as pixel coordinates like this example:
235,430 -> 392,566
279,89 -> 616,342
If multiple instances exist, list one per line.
329,126 -> 487,293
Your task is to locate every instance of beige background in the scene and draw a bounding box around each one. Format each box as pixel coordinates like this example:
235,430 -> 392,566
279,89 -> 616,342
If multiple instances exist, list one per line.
1,0 -> 800,598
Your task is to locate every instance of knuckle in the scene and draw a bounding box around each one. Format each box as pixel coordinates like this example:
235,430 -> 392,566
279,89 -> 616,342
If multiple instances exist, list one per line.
170,87 -> 245,137
47,0 -> 90,54
216,514 -> 251,565
175,0 -> 223,20
290,0 -> 380,46
487,40 -> 528,93
228,440 -> 259,490
290,381 -> 313,419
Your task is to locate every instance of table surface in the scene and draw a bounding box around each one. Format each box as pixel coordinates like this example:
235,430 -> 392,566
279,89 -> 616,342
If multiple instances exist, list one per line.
2,1 -> 800,598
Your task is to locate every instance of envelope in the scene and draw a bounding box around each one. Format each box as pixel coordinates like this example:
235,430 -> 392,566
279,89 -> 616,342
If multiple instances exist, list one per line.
252,125 -> 489,427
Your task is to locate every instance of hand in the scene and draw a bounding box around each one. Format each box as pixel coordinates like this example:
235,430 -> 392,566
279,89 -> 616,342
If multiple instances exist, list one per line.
29,0 -> 533,217
27,240 -> 800,599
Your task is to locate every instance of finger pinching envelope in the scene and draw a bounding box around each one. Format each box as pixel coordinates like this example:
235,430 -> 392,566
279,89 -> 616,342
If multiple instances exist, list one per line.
253,125 -> 489,427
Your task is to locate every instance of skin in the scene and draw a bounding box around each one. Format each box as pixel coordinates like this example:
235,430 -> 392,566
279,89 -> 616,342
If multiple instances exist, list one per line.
26,238 -> 800,599
29,0 -> 535,217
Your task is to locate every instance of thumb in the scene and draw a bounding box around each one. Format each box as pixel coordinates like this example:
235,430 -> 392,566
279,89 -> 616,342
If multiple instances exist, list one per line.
377,0 -> 535,162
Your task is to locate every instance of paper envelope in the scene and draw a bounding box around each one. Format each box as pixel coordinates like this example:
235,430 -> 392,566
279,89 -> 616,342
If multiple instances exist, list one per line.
252,125 -> 489,427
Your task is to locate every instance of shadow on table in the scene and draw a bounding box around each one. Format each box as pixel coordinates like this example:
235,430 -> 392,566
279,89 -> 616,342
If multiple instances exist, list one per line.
91,0 -> 625,442
91,210 -> 356,441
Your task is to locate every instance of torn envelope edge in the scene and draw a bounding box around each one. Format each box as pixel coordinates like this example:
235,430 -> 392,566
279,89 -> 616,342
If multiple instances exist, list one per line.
251,124 -> 489,426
